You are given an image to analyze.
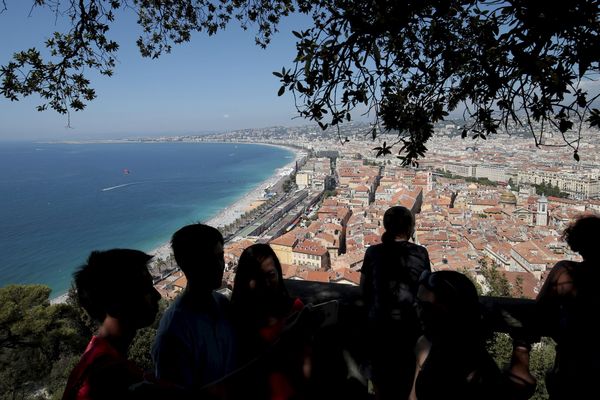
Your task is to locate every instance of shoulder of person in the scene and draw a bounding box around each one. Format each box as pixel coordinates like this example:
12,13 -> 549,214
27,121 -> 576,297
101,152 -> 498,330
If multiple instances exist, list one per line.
161,296 -> 186,319
155,299 -> 198,336
365,243 -> 384,254
548,260 -> 578,281
405,241 -> 428,253
415,335 -> 432,355
212,291 -> 231,307
361,244 -> 381,269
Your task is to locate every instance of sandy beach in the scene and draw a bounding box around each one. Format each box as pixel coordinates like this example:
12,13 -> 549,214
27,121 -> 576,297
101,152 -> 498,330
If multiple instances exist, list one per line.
49,142 -> 303,302
149,143 -> 303,263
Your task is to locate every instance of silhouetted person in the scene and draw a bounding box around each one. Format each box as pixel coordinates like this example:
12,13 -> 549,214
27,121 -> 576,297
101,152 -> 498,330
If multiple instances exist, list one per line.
62,249 -> 161,400
360,205 -> 431,400
411,270 -> 535,400
536,214 -> 600,400
230,243 -> 305,400
151,224 -> 236,394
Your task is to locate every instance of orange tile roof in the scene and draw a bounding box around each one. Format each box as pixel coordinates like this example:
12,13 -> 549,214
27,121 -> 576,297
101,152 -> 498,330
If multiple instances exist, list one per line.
304,270 -> 331,283
270,232 -> 298,247
331,268 -> 361,285
504,271 -> 540,299
364,234 -> 381,246
173,274 -> 188,289
294,239 -> 328,256
281,263 -> 297,279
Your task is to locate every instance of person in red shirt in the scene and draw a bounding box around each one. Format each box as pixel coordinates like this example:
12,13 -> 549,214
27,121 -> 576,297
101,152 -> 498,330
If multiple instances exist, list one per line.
62,249 -> 161,400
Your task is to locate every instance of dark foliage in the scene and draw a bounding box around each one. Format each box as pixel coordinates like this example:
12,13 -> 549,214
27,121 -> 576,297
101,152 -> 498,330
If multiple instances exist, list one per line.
534,182 -> 570,198
279,0 -> 600,164
1,1 -> 599,163
0,285 -> 87,399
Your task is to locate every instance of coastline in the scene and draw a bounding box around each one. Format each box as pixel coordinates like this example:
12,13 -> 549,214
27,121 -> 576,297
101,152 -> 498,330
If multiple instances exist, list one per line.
148,142 -> 302,262
48,141 -> 303,303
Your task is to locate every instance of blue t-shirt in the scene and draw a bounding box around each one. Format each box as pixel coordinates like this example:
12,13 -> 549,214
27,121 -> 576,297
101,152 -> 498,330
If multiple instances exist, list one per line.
152,291 -> 237,389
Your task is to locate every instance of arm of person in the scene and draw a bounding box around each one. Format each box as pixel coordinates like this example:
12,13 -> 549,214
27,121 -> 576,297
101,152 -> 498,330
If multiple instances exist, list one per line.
504,344 -> 536,400
423,248 -> 432,272
360,248 -> 373,306
409,335 -> 431,400
537,260 -> 575,303
536,260 -> 576,333
88,356 -> 144,400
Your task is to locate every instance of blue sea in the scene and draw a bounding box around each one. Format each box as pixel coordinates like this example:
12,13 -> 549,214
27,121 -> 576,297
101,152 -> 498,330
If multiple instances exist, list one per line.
0,141 -> 293,296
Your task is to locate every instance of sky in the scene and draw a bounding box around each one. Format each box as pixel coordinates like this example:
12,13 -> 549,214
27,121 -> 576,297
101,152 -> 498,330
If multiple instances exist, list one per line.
0,3 -> 314,140
1,3 -> 598,141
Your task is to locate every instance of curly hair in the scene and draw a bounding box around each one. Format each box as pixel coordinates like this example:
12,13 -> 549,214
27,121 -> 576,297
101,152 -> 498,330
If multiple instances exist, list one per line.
74,249 -> 153,322
562,214 -> 600,259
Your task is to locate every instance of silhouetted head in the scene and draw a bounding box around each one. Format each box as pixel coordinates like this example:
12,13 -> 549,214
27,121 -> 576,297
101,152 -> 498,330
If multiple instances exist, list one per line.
231,243 -> 291,319
74,249 -> 160,328
416,270 -> 482,343
563,214 -> 600,261
382,206 -> 414,242
171,223 -> 224,290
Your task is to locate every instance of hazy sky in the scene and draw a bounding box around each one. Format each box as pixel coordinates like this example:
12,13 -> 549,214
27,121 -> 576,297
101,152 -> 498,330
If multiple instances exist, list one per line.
0,3 -> 313,140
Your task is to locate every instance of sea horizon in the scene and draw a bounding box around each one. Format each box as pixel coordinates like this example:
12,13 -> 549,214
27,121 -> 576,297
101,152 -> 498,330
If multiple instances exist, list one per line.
0,141 -> 294,297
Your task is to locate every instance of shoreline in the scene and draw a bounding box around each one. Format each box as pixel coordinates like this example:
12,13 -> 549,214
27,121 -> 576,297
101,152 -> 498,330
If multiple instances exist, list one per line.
49,141 -> 302,304
148,141 -> 302,262
50,141 -> 303,303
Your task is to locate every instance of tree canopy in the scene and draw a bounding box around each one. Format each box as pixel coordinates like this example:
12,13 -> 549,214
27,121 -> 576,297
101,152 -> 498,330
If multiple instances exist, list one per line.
0,285 -> 87,399
1,0 -> 599,163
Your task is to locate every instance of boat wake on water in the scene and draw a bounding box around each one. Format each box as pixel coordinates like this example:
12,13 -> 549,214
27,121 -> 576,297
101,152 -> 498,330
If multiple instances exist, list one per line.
101,182 -> 141,192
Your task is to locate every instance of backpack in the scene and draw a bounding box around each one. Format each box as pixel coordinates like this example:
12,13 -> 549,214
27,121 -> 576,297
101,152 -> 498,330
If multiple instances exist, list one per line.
371,242 -> 425,325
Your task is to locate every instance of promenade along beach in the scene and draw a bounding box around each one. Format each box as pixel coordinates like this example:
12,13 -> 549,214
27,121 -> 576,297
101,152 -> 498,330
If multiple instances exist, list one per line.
149,143 -> 302,267
0,141 -> 299,301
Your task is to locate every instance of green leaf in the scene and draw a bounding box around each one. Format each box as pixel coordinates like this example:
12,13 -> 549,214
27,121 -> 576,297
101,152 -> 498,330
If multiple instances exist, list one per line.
278,86 -> 285,96
558,119 -> 573,133
576,93 -> 587,108
587,109 -> 600,128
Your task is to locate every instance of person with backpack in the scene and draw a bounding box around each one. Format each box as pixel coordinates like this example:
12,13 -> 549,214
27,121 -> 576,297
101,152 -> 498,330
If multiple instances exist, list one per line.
360,206 -> 431,400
